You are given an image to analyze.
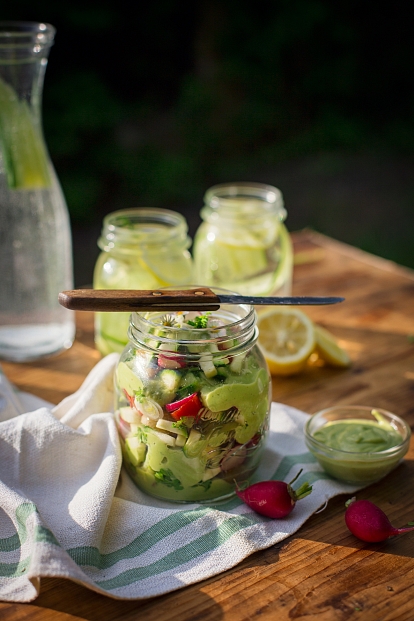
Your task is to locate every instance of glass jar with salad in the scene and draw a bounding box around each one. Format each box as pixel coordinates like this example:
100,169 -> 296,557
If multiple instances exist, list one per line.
115,291 -> 271,503
93,208 -> 193,356
192,182 -> 293,297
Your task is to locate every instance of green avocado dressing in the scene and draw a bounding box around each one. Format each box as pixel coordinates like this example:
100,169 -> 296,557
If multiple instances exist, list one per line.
313,419 -> 402,453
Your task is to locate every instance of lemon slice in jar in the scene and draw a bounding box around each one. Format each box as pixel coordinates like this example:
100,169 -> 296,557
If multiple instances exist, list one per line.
314,324 -> 351,367
194,222 -> 292,296
142,249 -> 193,286
257,308 -> 315,375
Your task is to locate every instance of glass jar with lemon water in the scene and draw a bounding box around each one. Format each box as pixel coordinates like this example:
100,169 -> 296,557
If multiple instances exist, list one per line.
93,208 -> 193,355
93,184 -> 293,355
192,183 -> 293,297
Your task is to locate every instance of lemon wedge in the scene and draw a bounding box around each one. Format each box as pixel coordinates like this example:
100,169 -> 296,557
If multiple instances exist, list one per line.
314,324 -> 351,367
257,308 -> 315,376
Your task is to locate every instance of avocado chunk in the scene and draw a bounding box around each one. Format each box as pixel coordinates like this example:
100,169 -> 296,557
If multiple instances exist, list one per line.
124,435 -> 146,466
144,428 -> 207,488
116,361 -> 143,397
200,367 -> 269,444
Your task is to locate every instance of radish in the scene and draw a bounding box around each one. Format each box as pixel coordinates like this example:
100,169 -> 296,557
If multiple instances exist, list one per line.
236,469 -> 313,518
345,497 -> 414,543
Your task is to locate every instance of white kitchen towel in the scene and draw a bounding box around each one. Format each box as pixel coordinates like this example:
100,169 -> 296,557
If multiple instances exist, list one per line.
0,354 -> 363,603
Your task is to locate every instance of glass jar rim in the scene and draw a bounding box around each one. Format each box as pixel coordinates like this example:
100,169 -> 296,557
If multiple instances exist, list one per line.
128,286 -> 258,356
0,21 -> 55,47
98,207 -> 190,252
203,181 -> 286,221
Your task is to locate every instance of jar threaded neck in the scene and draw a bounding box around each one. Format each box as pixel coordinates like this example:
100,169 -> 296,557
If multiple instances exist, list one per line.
98,207 -> 191,253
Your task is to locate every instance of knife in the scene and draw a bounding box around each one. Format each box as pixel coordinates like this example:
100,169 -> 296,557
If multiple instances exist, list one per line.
59,287 -> 344,312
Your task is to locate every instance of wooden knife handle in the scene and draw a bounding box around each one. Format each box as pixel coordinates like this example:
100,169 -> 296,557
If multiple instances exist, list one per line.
58,287 -> 221,312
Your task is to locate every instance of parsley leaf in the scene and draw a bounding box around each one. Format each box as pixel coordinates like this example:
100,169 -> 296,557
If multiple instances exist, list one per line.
187,312 -> 211,328
154,468 -> 183,490
194,479 -> 213,491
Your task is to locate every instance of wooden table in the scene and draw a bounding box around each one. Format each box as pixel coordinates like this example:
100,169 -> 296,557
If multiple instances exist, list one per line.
1,230 -> 414,620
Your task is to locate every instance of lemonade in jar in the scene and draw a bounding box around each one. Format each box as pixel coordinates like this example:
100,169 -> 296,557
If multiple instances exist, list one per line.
193,182 -> 293,296
93,208 -> 193,355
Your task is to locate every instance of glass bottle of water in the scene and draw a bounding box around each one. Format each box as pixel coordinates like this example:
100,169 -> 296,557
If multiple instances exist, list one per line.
0,22 -> 75,361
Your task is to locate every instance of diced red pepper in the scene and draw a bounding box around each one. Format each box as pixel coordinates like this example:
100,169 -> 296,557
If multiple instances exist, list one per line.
123,388 -> 135,409
168,392 -> 203,421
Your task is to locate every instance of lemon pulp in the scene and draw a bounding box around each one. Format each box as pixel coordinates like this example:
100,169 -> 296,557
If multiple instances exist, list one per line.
257,308 -> 315,376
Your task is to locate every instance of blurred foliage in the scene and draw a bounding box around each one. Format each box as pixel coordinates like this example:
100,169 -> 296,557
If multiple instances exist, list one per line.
2,0 -> 414,227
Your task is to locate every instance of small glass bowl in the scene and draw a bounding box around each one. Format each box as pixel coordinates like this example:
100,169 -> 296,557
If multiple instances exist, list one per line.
304,405 -> 411,485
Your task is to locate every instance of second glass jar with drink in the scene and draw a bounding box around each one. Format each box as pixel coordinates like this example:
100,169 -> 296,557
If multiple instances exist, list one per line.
193,182 -> 293,297
93,208 -> 193,355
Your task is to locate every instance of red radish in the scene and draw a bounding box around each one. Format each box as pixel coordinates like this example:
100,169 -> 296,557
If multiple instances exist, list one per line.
236,469 -> 312,518
165,393 -> 199,412
157,354 -> 185,369
166,392 -> 203,421
345,498 -> 414,543
116,415 -> 131,438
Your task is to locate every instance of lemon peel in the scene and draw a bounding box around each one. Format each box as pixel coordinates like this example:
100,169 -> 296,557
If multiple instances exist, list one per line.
314,324 -> 351,367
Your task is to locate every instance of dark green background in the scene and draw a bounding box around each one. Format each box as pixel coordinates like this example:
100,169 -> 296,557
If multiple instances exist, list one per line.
3,1 -> 414,285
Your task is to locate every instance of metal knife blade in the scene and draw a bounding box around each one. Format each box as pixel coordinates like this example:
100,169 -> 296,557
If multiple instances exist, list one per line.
59,288 -> 344,312
217,294 -> 344,306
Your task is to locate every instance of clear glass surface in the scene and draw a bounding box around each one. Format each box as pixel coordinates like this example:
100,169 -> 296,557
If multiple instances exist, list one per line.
0,22 -> 75,361
193,182 -> 293,296
93,208 -> 193,355
114,293 -> 271,502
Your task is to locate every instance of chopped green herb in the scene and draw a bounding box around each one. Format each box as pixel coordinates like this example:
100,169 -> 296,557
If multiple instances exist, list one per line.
154,468 -> 183,490
135,427 -> 147,443
133,388 -> 145,401
187,312 -> 212,328
175,383 -> 197,399
195,479 -> 213,491
408,334 -> 414,344
172,419 -> 190,436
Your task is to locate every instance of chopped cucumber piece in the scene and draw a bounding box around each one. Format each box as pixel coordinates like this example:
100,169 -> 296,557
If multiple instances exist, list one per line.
229,351 -> 247,374
199,352 -> 217,378
160,369 -> 181,394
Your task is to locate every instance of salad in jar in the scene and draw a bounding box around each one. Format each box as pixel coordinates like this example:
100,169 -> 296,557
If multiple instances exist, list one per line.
115,301 -> 271,502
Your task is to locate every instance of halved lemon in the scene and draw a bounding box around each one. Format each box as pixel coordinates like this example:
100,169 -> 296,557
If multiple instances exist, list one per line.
257,308 -> 315,376
314,324 -> 351,367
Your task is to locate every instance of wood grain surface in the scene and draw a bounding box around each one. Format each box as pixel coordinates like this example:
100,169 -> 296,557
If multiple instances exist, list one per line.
1,230 -> 414,621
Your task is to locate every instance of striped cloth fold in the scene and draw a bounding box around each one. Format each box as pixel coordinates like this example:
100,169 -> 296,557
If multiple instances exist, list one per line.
0,355 -> 362,603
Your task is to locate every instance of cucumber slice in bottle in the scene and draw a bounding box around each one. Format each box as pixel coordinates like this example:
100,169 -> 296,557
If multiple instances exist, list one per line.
0,76 -> 51,189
